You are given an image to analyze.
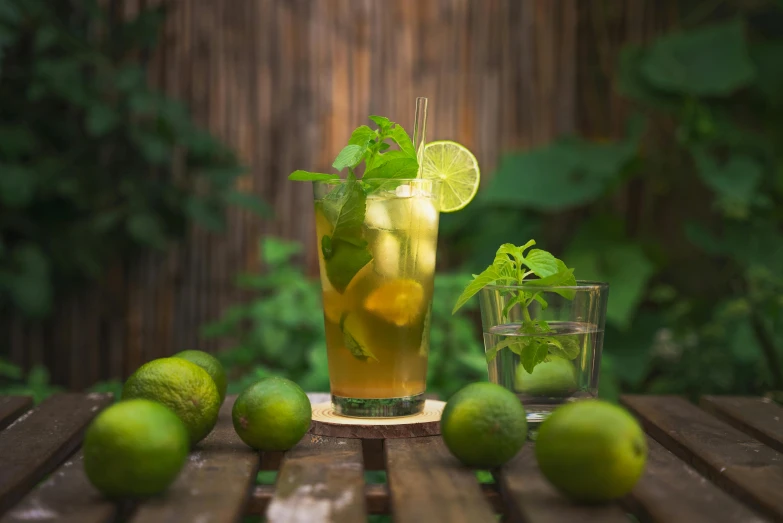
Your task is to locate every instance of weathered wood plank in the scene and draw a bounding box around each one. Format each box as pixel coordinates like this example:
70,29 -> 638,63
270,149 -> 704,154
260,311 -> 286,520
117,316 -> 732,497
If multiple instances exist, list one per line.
496,445 -> 628,523
266,434 -> 366,523
386,436 -> 495,523
701,396 -> 783,454
250,480 -> 503,517
0,396 -> 32,431
0,451 -> 119,523
250,483 -> 388,516
622,395 -> 783,521
626,436 -> 766,523
128,395 -> 259,523
0,393 -> 113,516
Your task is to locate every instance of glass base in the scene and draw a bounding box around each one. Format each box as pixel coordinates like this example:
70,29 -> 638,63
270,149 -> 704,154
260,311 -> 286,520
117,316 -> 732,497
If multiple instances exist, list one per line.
332,393 -> 425,418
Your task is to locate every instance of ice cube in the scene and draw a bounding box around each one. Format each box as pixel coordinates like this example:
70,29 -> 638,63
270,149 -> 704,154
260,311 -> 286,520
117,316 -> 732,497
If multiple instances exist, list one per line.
410,196 -> 438,230
415,236 -> 437,276
373,231 -> 402,278
365,197 -> 393,230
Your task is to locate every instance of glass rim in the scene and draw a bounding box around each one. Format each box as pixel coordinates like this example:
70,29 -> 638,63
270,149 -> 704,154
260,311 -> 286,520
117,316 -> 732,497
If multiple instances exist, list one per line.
312,177 -> 438,186
482,280 -> 609,291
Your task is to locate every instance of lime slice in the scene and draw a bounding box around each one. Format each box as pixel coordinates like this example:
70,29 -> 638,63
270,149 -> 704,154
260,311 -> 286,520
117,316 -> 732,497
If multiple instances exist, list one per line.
420,140 -> 480,213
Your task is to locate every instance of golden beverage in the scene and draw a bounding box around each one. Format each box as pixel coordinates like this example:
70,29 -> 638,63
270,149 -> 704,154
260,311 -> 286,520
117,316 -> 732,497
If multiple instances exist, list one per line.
313,179 -> 439,416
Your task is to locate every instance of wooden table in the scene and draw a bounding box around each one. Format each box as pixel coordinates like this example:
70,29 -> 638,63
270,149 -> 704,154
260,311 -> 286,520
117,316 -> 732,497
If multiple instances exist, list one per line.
0,392 -> 781,522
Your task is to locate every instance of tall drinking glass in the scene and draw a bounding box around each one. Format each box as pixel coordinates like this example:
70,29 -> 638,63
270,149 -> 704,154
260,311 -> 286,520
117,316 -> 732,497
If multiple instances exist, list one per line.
313,178 -> 440,417
479,281 -> 609,424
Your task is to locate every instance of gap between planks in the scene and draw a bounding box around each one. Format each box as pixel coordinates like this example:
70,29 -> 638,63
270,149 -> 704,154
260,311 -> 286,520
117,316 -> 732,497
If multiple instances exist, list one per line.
622,394 -> 783,522
0,393 -> 113,516
700,396 -> 783,454
0,396 -> 33,432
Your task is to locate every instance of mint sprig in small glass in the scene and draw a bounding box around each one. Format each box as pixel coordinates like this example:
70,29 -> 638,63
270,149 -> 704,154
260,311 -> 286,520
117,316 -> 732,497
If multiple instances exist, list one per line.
452,240 -> 579,373
455,240 -> 609,424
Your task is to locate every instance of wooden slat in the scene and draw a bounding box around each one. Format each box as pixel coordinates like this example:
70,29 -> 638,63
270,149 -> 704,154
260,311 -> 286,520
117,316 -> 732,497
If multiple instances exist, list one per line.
128,395 -> 260,523
365,484 -> 389,515
250,480 -> 503,516
701,396 -> 783,454
250,483 -> 388,516
0,451 -> 120,523
266,434 -> 366,522
0,393 -> 113,516
626,437 -> 766,523
386,436 -> 495,523
496,445 -> 628,523
0,396 -> 32,431
622,395 -> 783,521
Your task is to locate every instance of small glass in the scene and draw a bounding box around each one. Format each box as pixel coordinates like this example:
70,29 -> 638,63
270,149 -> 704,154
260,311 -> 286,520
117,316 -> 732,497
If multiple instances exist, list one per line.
479,281 -> 609,425
313,178 -> 441,417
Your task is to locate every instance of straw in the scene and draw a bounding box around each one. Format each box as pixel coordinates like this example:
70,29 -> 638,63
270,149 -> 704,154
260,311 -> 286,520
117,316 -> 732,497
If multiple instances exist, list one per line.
412,97 -> 428,177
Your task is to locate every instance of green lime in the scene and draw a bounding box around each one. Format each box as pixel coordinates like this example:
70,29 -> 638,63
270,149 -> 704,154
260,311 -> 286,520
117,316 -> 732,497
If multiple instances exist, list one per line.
232,377 -> 312,451
440,382 -> 527,467
535,400 -> 647,502
173,350 -> 227,404
421,140 -> 480,213
515,356 -> 578,396
122,358 -> 221,445
83,399 -> 189,498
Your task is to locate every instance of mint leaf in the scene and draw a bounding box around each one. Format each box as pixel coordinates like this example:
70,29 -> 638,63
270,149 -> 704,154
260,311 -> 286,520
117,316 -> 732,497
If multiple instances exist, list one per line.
326,175 -> 366,242
519,340 -> 549,373
325,239 -> 372,293
452,265 -> 515,314
369,115 -> 391,133
387,125 -> 416,158
320,174 -> 373,291
321,235 -> 333,259
525,259 -> 577,299
523,249 -> 559,277
341,316 -> 378,361
546,335 -> 581,360
363,152 -> 419,180
333,144 -> 366,171
289,170 -> 340,181
348,125 -> 375,147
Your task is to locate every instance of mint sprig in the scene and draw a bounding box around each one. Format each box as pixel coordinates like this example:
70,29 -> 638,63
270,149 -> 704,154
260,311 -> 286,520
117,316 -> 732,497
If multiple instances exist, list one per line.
452,241 -> 578,371
288,116 -> 419,294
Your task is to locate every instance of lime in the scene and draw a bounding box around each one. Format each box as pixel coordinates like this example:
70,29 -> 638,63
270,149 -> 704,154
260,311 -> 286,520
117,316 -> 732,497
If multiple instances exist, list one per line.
535,400 -> 647,502
440,382 -> 527,467
173,350 -> 228,404
83,399 -> 189,498
515,356 -> 578,396
122,357 -> 221,445
232,377 -> 312,451
363,278 -> 424,327
421,140 -> 480,213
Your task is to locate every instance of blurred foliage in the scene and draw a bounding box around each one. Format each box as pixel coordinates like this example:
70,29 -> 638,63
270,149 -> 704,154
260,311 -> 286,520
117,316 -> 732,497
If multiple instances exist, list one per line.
0,0 -> 268,318
442,4 -> 783,401
0,358 -> 61,403
203,237 -> 486,401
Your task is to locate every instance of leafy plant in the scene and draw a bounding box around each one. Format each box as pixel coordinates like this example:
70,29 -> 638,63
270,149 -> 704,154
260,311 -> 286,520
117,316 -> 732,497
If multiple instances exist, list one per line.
0,358 -> 62,403
444,4 -> 783,401
453,241 -> 577,373
201,237 -> 485,401
0,0 -> 268,317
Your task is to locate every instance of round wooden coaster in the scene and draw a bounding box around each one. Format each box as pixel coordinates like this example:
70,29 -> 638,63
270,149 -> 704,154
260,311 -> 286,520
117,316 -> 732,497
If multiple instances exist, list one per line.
308,400 -> 445,439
